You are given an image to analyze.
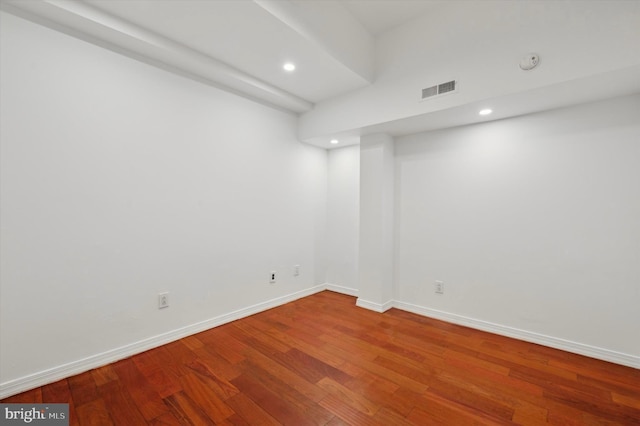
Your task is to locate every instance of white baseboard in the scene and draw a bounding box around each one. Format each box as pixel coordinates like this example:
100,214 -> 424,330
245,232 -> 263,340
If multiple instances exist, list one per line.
325,283 -> 358,297
4,287 -> 637,399
356,297 -> 394,313
394,300 -> 640,370
0,284 -> 327,399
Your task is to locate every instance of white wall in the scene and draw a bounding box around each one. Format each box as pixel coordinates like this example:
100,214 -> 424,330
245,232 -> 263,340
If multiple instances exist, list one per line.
299,0 -> 640,140
326,146 -> 359,294
0,11 -> 327,391
394,95 -> 640,363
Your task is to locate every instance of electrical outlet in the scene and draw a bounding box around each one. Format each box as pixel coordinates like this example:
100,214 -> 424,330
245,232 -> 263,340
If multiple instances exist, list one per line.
270,271 -> 276,284
158,292 -> 169,309
435,281 -> 444,294
293,265 -> 300,276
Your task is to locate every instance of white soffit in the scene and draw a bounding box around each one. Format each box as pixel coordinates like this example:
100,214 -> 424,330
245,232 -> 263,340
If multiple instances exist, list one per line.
365,65 -> 640,139
303,65 -> 640,149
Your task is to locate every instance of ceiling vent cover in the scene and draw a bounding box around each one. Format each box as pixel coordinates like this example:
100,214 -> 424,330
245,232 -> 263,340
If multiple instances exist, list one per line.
421,86 -> 438,99
421,80 -> 457,101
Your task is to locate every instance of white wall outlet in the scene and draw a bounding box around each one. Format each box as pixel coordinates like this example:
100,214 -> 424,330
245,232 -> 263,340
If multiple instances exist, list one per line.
158,292 -> 169,309
435,281 -> 444,294
293,265 -> 300,276
270,271 -> 277,284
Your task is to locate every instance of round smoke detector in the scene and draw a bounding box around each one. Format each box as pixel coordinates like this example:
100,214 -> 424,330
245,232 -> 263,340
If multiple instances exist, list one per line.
519,53 -> 540,71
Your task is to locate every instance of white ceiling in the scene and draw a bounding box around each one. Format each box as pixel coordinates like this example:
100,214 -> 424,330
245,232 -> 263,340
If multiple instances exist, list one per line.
0,0 -> 441,111
2,0 -> 638,149
84,0 -> 375,103
84,0 -> 445,103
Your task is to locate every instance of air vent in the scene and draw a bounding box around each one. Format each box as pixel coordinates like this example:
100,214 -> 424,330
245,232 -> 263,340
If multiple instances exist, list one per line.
421,86 -> 438,99
438,80 -> 456,94
421,79 -> 458,101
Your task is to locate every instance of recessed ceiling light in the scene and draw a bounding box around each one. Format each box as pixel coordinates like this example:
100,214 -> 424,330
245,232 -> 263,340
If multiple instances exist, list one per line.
479,109 -> 493,116
330,139 -> 339,145
283,63 -> 296,72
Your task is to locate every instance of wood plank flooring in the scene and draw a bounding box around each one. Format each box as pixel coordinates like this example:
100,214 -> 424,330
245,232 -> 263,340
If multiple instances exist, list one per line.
3,291 -> 639,425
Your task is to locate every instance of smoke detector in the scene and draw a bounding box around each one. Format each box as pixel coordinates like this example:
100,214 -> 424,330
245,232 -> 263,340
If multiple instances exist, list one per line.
519,53 -> 540,71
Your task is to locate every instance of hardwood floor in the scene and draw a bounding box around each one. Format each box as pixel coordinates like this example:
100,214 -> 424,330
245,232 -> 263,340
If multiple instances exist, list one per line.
3,291 -> 639,425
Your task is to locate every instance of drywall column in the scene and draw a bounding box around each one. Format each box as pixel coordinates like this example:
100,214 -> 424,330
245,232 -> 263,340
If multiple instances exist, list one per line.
357,133 -> 395,312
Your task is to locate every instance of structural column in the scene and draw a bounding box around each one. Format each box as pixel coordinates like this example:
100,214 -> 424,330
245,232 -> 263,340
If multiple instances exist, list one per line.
357,133 -> 395,312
